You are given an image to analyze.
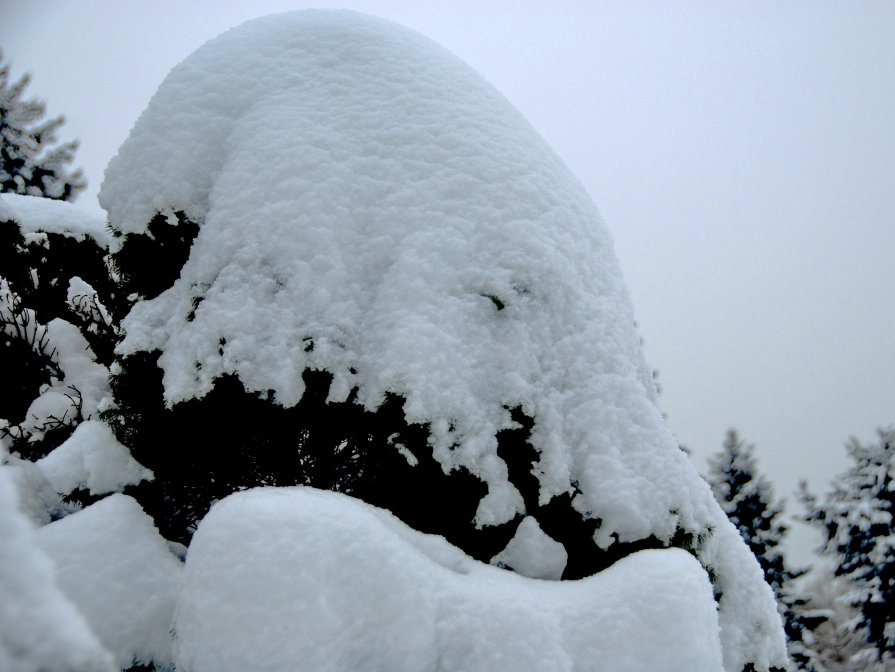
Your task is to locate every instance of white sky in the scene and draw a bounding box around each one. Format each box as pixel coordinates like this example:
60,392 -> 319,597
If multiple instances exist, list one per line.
3,1 -> 893,564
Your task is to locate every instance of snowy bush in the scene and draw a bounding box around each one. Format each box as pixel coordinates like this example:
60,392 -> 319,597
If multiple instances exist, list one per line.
1,10 -> 792,672
97,10 -> 787,670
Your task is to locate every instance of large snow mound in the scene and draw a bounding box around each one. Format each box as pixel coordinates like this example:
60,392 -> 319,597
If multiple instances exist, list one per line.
100,11 -> 787,669
175,487 -> 725,672
0,467 -> 114,672
36,494 -> 184,669
106,7 -> 682,533
0,193 -> 110,247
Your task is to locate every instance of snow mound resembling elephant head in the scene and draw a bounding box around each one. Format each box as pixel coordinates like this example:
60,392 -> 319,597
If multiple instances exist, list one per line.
100,12 -> 787,669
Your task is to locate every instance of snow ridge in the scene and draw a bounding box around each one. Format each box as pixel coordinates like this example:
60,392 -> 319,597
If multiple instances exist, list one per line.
176,487 -> 725,672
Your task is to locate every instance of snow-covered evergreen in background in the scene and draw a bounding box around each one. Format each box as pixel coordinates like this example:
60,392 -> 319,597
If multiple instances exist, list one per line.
0,52 -> 85,201
707,429 -> 792,594
789,560 -> 888,672
803,428 -> 895,666
706,429 -> 816,668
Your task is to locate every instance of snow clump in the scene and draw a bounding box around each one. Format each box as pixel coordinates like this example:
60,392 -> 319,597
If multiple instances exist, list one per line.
36,420 -> 153,496
490,515 -> 568,579
36,494 -> 184,670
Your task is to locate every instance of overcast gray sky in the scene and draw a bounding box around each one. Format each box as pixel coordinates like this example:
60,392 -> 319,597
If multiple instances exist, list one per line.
3,1 -> 893,563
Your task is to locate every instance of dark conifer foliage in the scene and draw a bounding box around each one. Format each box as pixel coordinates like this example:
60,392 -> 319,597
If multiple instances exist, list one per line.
109,211 -> 200,308
110,359 -> 504,553
0,217 -> 117,359
108,345 -> 695,577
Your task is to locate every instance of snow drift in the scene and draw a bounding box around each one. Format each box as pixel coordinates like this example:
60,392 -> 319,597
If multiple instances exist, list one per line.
99,10 -> 787,669
36,494 -> 184,669
0,466 -> 114,672
176,487 -> 725,672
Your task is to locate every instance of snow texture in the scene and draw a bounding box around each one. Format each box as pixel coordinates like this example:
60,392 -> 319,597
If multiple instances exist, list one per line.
1,451 -> 68,524
100,11 -> 787,669
36,494 -> 184,670
0,193 -> 109,246
490,515 -> 568,579
0,194 -> 13,222
175,487 -> 725,672
36,419 -> 153,496
0,466 -> 114,672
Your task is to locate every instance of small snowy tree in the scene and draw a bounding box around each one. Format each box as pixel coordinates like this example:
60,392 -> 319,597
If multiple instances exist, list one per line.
707,429 -> 811,666
0,52 -> 85,201
0,196 -> 115,463
803,428 -> 895,665
707,429 -> 791,593
789,559 -> 887,672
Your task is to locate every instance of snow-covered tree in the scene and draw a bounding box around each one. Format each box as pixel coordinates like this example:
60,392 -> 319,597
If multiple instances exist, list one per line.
0,195 -> 116,462
789,560 -> 887,672
0,52 -> 85,201
706,429 -> 817,667
95,11 -> 787,670
707,429 -> 791,593
1,195 -> 158,669
803,428 -> 895,665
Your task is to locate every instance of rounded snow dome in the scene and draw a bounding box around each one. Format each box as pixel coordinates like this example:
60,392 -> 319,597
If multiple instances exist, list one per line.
101,9 -> 661,529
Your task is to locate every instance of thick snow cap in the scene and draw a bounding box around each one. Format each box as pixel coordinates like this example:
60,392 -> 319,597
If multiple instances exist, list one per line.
101,12 -> 786,669
103,8 -> 675,538
1,193 -> 110,247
